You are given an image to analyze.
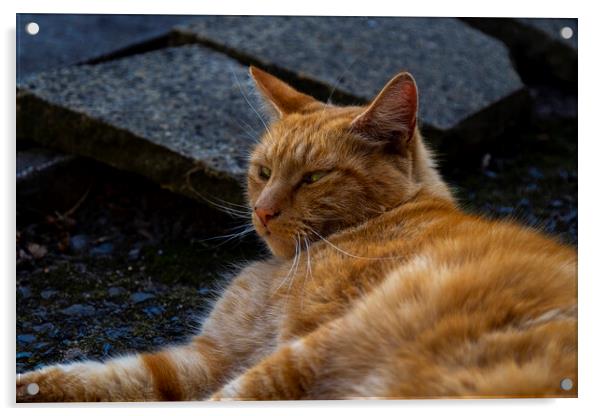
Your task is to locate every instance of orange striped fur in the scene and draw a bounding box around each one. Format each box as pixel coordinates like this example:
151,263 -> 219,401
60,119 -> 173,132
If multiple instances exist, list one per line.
17,67 -> 576,402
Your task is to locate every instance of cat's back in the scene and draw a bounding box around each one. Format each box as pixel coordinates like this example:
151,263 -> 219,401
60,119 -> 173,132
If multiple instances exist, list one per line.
288,196 -> 576,330
291,196 -> 577,398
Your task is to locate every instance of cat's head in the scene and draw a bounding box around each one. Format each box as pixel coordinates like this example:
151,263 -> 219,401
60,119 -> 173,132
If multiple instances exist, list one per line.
246,67 -> 452,258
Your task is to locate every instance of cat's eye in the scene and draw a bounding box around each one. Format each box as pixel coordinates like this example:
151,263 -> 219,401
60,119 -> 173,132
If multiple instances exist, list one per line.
259,166 -> 272,180
303,171 -> 328,184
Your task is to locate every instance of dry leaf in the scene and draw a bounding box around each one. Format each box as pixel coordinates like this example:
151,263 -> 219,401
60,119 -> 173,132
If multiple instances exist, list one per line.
27,243 -> 48,259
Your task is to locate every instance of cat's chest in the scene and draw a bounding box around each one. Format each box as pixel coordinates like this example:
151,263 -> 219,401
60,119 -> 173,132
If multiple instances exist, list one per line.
275,245 -> 405,342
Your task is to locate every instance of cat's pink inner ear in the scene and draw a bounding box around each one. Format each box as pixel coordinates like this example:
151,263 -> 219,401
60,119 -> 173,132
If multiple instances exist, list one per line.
249,66 -> 317,118
350,72 -> 418,146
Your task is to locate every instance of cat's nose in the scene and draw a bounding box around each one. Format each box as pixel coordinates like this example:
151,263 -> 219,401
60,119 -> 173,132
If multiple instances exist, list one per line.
254,206 -> 281,227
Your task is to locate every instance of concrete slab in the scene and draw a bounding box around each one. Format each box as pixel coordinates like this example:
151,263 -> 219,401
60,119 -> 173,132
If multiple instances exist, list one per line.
17,14 -> 192,81
173,16 -> 526,134
17,45 -> 265,204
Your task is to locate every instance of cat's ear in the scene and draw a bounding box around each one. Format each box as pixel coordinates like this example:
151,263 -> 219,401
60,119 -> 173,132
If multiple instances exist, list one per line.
350,72 -> 418,151
249,66 -> 318,118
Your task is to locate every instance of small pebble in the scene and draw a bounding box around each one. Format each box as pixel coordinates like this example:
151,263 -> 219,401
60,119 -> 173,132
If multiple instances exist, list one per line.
90,242 -> 114,257
107,287 -> 126,297
16,352 -> 32,360
528,167 -> 544,180
562,210 -> 577,223
69,234 -> 90,252
130,292 -> 155,304
106,327 -> 131,340
103,300 -> 120,309
143,306 -> 165,316
41,290 -> 58,300
32,323 -> 54,334
102,343 -> 112,356
63,347 -> 85,361
481,153 -> 492,170
61,304 -> 96,317
551,199 -> 563,207
152,337 -> 166,345
518,198 -> 530,207
17,334 -> 36,344
18,286 -> 31,299
34,342 -> 50,350
128,247 -> 141,260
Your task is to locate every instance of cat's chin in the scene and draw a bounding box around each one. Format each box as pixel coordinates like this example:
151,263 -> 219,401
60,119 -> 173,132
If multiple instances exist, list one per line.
262,235 -> 297,259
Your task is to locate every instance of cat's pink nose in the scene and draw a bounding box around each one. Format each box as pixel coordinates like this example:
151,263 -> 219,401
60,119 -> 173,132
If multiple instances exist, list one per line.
255,206 -> 280,227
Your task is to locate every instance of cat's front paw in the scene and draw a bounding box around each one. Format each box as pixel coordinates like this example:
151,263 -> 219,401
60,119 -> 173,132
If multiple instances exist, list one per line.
17,366 -> 76,402
210,377 -> 249,401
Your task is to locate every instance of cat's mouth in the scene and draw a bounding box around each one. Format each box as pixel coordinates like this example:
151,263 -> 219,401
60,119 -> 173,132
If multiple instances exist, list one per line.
252,220 -> 302,258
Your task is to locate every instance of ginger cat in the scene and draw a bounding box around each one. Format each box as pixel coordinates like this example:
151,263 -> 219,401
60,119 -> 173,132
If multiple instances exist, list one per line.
17,67 -> 577,402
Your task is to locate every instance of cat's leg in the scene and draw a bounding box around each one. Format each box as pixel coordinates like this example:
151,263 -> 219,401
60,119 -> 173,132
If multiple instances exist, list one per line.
16,340 -> 220,402
210,323 -> 334,401
212,262 -> 579,401
17,260 -> 282,402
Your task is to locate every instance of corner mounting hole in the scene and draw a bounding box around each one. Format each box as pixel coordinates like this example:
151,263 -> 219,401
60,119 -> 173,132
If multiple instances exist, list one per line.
560,26 -> 573,40
25,22 -> 40,36
26,382 -> 40,395
560,377 -> 573,391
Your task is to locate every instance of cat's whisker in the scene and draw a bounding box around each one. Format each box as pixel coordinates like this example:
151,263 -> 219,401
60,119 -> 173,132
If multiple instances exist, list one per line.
200,199 -> 251,218
197,226 -> 255,243
230,64 -> 276,143
272,237 -> 301,297
305,237 -> 315,284
234,116 -> 261,143
196,228 -> 256,251
184,167 -> 252,219
208,203 -> 251,220
213,199 -> 253,211
234,118 -> 260,144
286,235 -> 302,300
195,191 -> 252,212
309,228 -> 402,261
300,236 -> 314,311
226,222 -> 254,230
322,56 -> 360,107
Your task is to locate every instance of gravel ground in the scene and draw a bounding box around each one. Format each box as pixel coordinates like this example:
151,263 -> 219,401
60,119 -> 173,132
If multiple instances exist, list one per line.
450,117 -> 577,245
16,164 -> 264,373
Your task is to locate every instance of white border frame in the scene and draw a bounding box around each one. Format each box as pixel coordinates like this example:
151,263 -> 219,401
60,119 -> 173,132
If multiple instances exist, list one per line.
3,1 -> 599,415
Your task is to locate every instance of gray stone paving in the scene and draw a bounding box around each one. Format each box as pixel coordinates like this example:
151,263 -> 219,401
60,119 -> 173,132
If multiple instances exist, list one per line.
18,45 -> 264,203
174,16 -> 525,132
17,14 -> 192,81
